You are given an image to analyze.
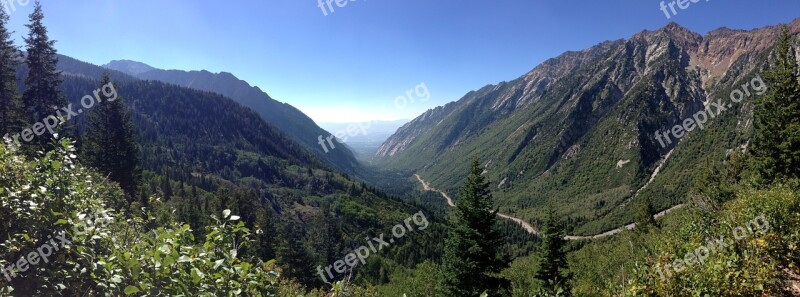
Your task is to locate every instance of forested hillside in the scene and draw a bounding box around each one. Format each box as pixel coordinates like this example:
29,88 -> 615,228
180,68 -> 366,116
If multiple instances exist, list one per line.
2,1 -> 799,296
0,3 -> 447,295
103,60 -> 362,174
376,19 -> 800,236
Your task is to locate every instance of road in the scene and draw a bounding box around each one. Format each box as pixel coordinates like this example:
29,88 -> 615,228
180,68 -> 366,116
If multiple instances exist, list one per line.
414,174 -> 685,240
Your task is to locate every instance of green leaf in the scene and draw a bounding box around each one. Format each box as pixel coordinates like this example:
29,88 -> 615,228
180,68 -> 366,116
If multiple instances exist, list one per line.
124,286 -> 140,295
191,267 -> 204,284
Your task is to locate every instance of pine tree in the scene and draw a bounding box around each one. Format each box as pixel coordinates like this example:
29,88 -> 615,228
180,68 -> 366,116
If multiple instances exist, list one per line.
440,159 -> 509,296
752,26 -> 800,183
82,73 -> 140,196
535,208 -> 571,295
691,159 -> 729,211
635,197 -> 658,232
0,5 -> 25,137
22,1 -> 65,147
275,213 -> 318,287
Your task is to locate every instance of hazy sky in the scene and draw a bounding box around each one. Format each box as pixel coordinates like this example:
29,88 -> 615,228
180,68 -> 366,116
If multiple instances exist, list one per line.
4,0 -> 800,123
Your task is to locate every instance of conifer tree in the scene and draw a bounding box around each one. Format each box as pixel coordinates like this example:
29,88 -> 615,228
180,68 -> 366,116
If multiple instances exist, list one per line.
0,5 -> 25,137
752,26 -> 800,182
635,197 -> 658,231
83,73 -> 140,196
22,1 -> 65,147
535,208 -> 571,295
440,159 -> 509,296
691,159 -> 731,211
275,213 -> 318,287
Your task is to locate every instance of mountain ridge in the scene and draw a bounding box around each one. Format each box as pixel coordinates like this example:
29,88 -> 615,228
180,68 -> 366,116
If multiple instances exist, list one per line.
103,60 -> 361,174
377,19 -> 800,234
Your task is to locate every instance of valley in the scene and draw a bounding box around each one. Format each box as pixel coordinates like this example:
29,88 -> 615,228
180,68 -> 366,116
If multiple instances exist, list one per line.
0,2 -> 799,296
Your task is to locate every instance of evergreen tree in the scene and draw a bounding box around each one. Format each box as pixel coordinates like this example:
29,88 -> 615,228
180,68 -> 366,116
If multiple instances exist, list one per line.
275,213 -> 318,287
752,26 -> 800,183
0,6 -> 25,137
725,149 -> 747,185
535,208 -> 571,295
635,197 -> 658,232
440,159 -> 509,296
82,73 -> 140,196
22,1 -> 65,147
691,159 -> 731,211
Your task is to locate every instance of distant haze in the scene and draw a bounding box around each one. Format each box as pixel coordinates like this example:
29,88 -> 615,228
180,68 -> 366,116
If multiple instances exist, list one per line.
319,119 -> 408,160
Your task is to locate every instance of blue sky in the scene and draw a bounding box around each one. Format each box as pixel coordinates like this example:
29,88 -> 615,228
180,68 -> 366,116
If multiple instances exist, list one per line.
4,0 -> 800,123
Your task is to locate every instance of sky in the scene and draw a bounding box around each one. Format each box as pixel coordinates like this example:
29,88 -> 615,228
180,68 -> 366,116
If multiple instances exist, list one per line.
3,0 -> 800,123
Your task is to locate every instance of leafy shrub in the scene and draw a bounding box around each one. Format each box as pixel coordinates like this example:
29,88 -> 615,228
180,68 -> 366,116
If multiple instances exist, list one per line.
0,140 -> 281,296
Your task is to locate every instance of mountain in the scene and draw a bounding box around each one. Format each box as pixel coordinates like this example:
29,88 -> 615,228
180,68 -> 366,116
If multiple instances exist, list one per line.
103,59 -> 156,76
319,119 -> 408,160
376,19 -> 800,234
41,55 -> 446,285
103,60 -> 360,174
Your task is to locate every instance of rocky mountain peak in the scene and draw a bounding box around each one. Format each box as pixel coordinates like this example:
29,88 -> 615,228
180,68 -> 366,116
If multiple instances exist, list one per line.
632,22 -> 703,53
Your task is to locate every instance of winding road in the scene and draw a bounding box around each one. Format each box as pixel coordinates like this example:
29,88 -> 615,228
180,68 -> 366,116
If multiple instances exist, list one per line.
414,174 -> 685,240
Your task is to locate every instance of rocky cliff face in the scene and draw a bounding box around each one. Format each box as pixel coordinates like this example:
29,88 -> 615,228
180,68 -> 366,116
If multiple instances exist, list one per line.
376,19 -> 800,234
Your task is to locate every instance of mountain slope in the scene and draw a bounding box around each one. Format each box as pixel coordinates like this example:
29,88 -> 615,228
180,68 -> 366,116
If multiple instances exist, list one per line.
103,60 -> 360,173
377,19 -> 800,235
40,56 -> 446,286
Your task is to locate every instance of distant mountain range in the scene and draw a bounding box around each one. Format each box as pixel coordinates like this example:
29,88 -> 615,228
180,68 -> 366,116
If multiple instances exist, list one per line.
102,60 -> 360,174
319,120 -> 408,160
376,19 -> 800,234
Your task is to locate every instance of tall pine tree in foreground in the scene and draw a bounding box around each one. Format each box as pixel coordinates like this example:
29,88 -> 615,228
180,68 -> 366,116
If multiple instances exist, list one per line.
83,73 -> 140,196
0,5 -> 25,136
752,26 -> 800,182
22,1 -> 65,148
535,208 -> 571,295
440,159 -> 509,296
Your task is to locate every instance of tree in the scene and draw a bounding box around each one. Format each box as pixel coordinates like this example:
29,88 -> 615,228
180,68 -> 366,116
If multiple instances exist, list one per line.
690,159 -> 729,212
22,1 -> 66,147
275,213 -> 318,287
82,73 -> 140,196
535,208 -> 571,295
635,197 -> 658,232
440,159 -> 509,296
752,26 -> 800,183
0,6 -> 25,137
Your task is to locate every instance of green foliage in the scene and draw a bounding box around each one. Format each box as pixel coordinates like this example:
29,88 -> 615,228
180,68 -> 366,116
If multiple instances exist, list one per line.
0,7 -> 25,138
440,159 -> 509,296
0,140 -> 282,296
689,159 -> 732,212
534,208 -> 571,295
104,209 -> 280,296
21,1 -> 66,148
82,73 -> 141,196
635,197 -> 658,232
625,183 -> 800,296
752,26 -> 800,182
372,261 -> 439,296
274,212 -> 317,287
